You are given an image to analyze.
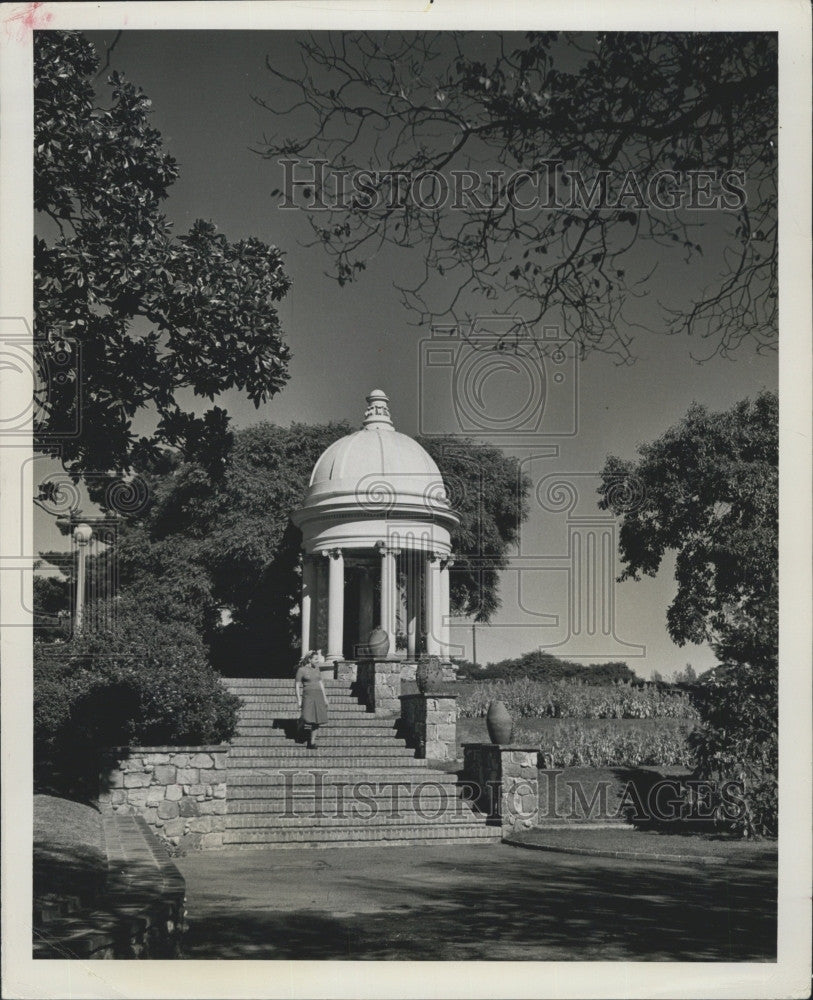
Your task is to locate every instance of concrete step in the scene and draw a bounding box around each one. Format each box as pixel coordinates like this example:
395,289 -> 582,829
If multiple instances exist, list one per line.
225,677 -> 351,682
235,720 -> 388,731
224,809 -> 487,829
226,754 -> 423,767
227,744 -> 417,755
225,678 -> 353,686
235,711 -> 368,721
237,698 -> 368,707
228,688 -> 356,697
236,709 -> 365,716
227,789 -> 469,811
222,823 -> 501,847
226,767 -> 450,785
237,700 -> 368,709
231,736 -> 407,748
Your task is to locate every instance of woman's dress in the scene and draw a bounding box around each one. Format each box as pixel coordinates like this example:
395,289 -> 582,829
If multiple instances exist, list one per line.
296,664 -> 329,726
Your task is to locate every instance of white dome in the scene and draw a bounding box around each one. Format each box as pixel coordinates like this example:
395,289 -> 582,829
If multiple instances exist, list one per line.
292,390 -> 458,535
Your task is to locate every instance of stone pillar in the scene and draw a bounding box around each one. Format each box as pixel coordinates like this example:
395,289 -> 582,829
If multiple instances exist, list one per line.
439,555 -> 453,655
300,553 -> 316,655
461,744 -> 540,833
73,523 -> 93,634
377,542 -> 398,653
398,693 -> 457,761
406,548 -> 419,658
314,555 -> 327,655
425,551 -> 442,655
358,566 -> 374,648
356,660 -> 404,716
324,547 -> 344,661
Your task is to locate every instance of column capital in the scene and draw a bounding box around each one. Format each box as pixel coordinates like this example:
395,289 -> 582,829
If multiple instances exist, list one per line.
73,523 -> 93,546
441,555 -> 455,570
322,547 -> 343,560
427,550 -> 443,564
375,541 -> 399,557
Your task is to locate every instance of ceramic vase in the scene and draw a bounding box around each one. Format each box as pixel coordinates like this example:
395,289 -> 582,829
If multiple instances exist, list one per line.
366,627 -> 390,659
486,700 -> 513,745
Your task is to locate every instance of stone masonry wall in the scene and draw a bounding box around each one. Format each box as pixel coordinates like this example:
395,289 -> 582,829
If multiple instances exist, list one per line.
98,746 -> 228,851
354,660 -> 417,715
399,693 -> 457,761
462,744 -> 540,833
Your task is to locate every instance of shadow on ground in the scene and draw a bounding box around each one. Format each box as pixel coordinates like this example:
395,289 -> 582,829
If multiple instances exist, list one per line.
177,844 -> 776,961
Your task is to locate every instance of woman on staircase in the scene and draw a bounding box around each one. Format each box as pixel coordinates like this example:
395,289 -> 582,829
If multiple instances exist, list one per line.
294,650 -> 330,749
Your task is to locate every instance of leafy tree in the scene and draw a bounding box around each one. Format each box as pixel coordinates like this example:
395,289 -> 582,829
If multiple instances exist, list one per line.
49,423 -> 531,674
598,390 -> 778,835
257,31 -> 776,361
34,31 -> 292,484
672,663 -> 697,684
457,649 -> 637,684
598,390 -> 777,668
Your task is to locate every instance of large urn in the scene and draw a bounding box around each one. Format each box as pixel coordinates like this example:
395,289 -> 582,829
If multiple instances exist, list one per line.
486,700 -> 513,745
366,627 -> 390,659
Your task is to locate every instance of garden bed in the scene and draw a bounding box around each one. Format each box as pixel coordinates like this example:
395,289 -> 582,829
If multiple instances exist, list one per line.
456,716 -> 695,768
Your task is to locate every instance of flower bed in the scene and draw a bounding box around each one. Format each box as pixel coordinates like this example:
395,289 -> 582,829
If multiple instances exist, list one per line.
457,678 -> 698,721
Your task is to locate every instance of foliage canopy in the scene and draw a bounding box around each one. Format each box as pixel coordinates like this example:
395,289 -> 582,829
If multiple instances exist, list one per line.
35,31 -> 292,482
257,31 -> 776,361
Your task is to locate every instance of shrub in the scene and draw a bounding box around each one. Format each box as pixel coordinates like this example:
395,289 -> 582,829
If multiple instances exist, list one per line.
457,678 -> 698,721
459,650 -> 638,684
687,659 -> 777,837
34,599 -> 239,758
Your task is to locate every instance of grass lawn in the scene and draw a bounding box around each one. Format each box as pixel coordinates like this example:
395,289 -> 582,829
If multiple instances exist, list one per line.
34,794 -> 107,921
509,825 -> 778,864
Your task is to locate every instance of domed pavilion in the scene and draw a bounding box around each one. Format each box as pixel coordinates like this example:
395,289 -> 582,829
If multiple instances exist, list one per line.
291,390 -> 458,663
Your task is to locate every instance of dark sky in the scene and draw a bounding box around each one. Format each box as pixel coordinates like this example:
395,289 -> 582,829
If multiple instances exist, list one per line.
36,30 -> 778,676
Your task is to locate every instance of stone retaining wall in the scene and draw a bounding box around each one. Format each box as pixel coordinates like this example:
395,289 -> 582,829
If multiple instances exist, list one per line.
98,746 -> 228,851
399,693 -> 457,761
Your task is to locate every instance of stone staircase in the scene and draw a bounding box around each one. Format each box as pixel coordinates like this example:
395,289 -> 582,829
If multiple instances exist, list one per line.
223,677 -> 501,849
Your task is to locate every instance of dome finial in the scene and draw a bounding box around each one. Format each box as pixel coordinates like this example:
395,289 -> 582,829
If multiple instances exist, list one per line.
363,389 -> 394,429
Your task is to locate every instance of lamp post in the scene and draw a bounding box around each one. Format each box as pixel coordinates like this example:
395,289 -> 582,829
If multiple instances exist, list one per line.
73,523 -> 93,634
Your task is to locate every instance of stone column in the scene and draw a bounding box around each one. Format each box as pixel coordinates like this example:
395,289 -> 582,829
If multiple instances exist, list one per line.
314,554 -> 326,654
425,551 -> 442,655
439,555 -> 453,656
300,553 -> 316,656
406,549 -> 419,658
462,744 -> 540,833
73,523 -> 93,634
324,548 -> 344,661
398,693 -> 457,760
358,566 -> 374,647
377,542 -> 398,653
